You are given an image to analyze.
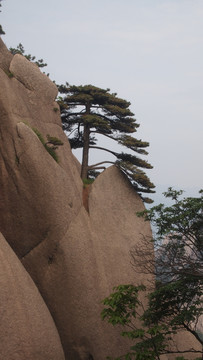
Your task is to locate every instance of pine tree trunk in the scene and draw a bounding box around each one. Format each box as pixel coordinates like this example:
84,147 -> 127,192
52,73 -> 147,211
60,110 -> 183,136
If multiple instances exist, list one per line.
81,103 -> 90,179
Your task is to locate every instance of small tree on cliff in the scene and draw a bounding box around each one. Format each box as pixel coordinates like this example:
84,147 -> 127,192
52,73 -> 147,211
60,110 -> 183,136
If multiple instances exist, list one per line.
102,189 -> 203,360
58,84 -> 155,201
9,43 -> 47,68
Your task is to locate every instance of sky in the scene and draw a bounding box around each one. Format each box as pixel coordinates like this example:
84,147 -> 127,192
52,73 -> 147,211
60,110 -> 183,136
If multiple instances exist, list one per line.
1,0 -> 203,204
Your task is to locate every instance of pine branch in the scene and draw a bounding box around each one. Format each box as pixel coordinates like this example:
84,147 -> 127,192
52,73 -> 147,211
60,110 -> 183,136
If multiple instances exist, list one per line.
182,322 -> 203,346
88,161 -> 115,169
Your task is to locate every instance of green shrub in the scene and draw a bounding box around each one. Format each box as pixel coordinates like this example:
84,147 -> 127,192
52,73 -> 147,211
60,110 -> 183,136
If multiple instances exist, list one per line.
83,178 -> 94,187
32,127 -> 63,163
46,134 -> 63,148
44,144 -> 58,162
4,70 -> 14,78
32,127 -> 46,145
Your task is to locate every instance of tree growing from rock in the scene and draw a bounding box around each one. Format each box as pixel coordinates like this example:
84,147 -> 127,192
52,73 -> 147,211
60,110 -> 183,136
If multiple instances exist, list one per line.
58,84 -> 155,202
9,43 -> 47,68
102,189 -> 203,360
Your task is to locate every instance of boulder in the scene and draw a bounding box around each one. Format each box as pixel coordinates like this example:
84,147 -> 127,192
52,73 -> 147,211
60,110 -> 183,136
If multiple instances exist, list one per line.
0,232 -> 65,360
10,54 -> 58,101
89,166 -> 152,287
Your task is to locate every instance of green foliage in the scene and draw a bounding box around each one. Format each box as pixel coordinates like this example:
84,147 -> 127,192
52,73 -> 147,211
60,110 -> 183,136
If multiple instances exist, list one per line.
102,284 -> 145,326
102,190 -> 203,360
32,128 -> 63,163
4,70 -> 14,78
32,127 -> 45,145
58,84 -> 155,200
9,43 -> 48,69
102,285 -> 170,360
116,160 -> 155,203
45,145 -> 59,162
82,178 -> 94,187
144,278 -> 203,328
137,188 -> 203,281
46,134 -> 64,149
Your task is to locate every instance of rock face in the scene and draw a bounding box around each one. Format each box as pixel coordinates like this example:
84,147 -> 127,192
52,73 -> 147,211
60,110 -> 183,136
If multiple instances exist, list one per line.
0,39 -> 82,259
21,167 -> 153,360
0,232 -> 65,360
0,37 -> 201,360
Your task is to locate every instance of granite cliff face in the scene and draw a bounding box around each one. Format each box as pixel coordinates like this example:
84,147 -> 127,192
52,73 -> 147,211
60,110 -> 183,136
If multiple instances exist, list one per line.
0,37 -> 152,360
0,38 -> 201,360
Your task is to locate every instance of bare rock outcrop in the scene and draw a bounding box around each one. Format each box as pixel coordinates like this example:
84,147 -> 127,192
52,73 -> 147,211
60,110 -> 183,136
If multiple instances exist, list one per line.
0,39 -> 83,259
89,166 -> 151,287
0,37 -> 201,360
0,37 -> 12,71
0,231 -> 65,360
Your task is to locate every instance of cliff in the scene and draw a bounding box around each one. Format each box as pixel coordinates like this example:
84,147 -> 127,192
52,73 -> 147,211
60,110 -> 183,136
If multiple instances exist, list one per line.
0,38 -> 201,360
0,37 -> 153,360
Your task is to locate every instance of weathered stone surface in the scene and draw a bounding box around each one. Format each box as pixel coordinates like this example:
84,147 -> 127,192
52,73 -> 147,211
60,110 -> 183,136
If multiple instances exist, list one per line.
165,330 -> 202,359
0,53 -> 83,258
22,166 -> 154,360
0,37 -> 13,71
89,166 -> 152,287
10,54 -> 58,102
0,232 -> 65,360
23,207 -> 101,360
0,39 -> 201,360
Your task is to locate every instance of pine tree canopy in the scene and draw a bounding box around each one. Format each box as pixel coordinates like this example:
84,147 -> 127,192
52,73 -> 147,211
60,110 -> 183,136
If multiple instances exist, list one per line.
58,83 -> 155,202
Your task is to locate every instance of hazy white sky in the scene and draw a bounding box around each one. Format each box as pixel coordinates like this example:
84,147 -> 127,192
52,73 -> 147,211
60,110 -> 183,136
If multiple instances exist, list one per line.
1,0 -> 203,202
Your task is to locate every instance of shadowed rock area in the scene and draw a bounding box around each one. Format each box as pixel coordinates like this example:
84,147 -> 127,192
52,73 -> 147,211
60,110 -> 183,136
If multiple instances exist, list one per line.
0,38 -> 201,359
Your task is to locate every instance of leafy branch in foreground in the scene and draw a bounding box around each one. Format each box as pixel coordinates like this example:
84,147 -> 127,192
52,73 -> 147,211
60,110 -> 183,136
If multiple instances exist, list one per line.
102,283 -> 202,360
136,188 -> 203,282
102,284 -> 169,360
102,189 -> 203,360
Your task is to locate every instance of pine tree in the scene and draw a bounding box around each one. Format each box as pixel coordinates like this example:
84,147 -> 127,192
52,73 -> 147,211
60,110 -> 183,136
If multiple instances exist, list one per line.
9,43 -> 47,68
58,84 -> 155,202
